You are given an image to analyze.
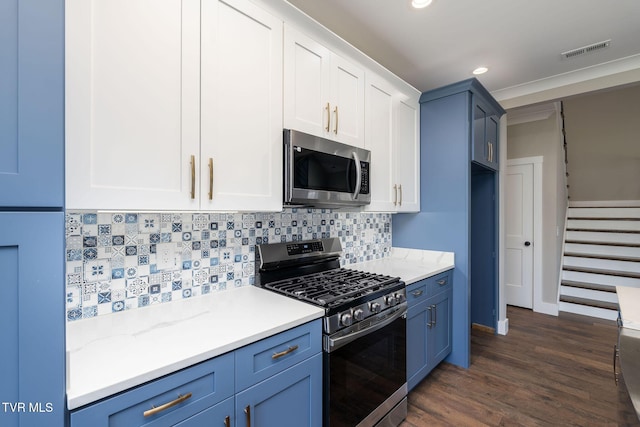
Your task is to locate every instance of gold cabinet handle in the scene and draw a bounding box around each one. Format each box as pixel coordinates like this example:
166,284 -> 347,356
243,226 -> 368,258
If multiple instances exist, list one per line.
333,105 -> 339,134
224,415 -> 231,427
208,158 -> 214,200
393,184 -> 398,206
190,155 -> 196,199
325,102 -> 331,132
398,184 -> 403,206
272,344 -> 299,359
244,405 -> 251,427
411,290 -> 423,297
426,306 -> 432,327
143,392 -> 192,417
437,279 -> 447,286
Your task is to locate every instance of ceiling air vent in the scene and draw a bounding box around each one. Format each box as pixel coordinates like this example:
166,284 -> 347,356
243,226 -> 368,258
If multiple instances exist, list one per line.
561,39 -> 611,59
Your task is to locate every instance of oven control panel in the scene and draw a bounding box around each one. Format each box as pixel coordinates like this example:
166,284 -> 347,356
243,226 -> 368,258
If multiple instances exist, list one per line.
286,241 -> 323,255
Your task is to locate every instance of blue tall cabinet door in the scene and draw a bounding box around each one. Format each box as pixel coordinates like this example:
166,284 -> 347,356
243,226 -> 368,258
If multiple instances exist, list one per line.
0,212 -> 65,427
0,0 -> 64,208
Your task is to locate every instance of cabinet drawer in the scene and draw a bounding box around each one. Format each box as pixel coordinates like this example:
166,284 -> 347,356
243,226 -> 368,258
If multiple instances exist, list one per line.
70,352 -> 234,427
406,280 -> 428,307
428,271 -> 452,296
235,320 -> 322,391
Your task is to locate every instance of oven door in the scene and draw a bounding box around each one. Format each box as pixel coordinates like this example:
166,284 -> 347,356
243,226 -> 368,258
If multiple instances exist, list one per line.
323,304 -> 407,427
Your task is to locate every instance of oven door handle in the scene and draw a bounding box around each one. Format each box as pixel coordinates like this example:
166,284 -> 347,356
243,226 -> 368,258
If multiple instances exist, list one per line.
325,304 -> 406,353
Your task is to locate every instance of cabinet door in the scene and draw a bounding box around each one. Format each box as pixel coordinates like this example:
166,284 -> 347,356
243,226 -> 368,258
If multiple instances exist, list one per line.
236,353 -> 322,427
364,75 -> 396,212
0,0 -> 64,208
173,396 -> 234,427
66,0 -> 201,210
395,94 -> 420,212
428,289 -> 452,371
283,25 -> 332,139
472,102 -> 488,168
406,302 -> 429,391
330,54 -> 365,148
201,0 -> 283,211
0,212 -> 65,427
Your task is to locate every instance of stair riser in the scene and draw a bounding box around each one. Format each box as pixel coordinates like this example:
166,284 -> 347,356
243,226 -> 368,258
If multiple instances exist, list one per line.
559,286 -> 619,303
561,270 -> 640,288
566,231 -> 640,245
558,301 -> 619,321
563,256 -> 640,275
564,243 -> 640,259
568,207 -> 640,219
567,219 -> 640,232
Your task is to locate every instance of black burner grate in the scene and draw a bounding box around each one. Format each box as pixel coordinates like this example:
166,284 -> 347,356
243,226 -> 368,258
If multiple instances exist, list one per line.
264,268 -> 400,308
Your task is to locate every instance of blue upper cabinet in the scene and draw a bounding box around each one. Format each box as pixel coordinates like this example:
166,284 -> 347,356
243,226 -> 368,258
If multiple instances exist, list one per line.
472,99 -> 500,170
0,0 -> 64,208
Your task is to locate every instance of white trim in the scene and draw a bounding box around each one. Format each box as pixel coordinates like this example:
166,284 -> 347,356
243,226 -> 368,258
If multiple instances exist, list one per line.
507,103 -> 558,126
497,318 -> 509,336
507,156 -> 543,166
493,54 -> 640,108
569,200 -> 640,208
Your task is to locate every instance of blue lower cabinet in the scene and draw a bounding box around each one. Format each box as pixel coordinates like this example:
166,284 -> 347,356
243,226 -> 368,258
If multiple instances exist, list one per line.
406,271 -> 453,391
236,353 -> 322,427
70,353 -> 235,427
174,396 -> 234,427
0,212 -> 65,427
70,320 -> 323,427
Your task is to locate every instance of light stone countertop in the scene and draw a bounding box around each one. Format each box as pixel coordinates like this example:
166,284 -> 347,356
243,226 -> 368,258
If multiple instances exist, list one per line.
353,247 -> 455,284
66,247 -> 454,411
66,286 -> 324,410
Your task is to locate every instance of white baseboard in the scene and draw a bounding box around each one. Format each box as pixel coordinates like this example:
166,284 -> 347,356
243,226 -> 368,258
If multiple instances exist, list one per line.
569,200 -> 640,208
497,318 -> 509,335
534,300 -> 559,316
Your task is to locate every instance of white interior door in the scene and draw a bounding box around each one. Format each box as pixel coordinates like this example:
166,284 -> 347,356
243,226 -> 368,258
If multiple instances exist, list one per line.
505,163 -> 534,308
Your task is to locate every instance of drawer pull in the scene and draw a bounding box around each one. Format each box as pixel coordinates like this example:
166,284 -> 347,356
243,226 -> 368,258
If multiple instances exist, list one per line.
190,155 -> 196,199
411,290 -> 423,297
437,279 -> 447,286
272,344 -> 299,360
143,392 -> 192,417
224,415 -> 231,427
208,157 -> 214,200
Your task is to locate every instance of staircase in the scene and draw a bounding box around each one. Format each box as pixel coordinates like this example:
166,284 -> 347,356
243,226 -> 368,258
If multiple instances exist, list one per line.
559,204 -> 640,320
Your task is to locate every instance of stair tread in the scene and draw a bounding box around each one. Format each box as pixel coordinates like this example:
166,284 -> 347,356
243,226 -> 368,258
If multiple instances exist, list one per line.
564,252 -> 640,263
567,228 -> 640,234
563,265 -> 640,279
560,280 -> 617,293
565,239 -> 640,248
559,295 -> 619,311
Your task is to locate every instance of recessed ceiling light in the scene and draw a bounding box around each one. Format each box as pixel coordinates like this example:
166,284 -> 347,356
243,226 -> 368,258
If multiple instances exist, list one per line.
473,67 -> 488,75
412,0 -> 433,9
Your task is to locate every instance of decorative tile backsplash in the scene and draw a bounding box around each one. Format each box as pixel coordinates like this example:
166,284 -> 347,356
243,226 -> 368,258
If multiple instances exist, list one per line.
65,209 -> 392,321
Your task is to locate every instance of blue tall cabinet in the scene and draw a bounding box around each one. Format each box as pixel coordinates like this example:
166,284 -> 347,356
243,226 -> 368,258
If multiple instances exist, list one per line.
393,78 -> 504,369
0,0 -> 65,426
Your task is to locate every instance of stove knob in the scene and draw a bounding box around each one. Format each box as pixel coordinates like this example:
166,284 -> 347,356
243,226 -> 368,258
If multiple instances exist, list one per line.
394,293 -> 405,304
369,302 -> 381,313
385,295 -> 397,306
353,308 -> 365,321
340,312 -> 353,327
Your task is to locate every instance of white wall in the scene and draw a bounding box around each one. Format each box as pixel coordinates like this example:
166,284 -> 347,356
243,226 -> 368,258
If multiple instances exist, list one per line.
563,84 -> 640,201
506,113 -> 567,305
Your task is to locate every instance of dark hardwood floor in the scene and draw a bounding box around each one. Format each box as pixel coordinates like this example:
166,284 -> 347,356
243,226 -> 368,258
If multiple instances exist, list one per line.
400,306 -> 640,426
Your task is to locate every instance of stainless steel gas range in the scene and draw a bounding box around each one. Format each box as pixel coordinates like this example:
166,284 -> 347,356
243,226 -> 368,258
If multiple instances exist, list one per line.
256,238 -> 407,427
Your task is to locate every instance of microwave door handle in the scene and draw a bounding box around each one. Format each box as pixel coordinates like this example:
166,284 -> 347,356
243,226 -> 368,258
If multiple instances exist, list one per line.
352,151 -> 362,200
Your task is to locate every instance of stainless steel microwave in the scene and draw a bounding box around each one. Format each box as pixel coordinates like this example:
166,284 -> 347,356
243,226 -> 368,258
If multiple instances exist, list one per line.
284,129 -> 371,208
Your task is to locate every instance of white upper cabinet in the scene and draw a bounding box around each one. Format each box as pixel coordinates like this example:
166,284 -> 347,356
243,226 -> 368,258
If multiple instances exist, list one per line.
66,0 -> 283,211
365,75 -> 420,213
66,0 -> 201,210
284,25 -> 365,148
200,0 -> 283,211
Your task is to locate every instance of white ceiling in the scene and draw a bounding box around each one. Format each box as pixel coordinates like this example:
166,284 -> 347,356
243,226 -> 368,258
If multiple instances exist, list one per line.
285,0 -> 640,97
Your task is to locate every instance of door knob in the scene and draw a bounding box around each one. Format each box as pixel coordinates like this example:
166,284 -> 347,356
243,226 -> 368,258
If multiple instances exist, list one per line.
524,241 -> 531,247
